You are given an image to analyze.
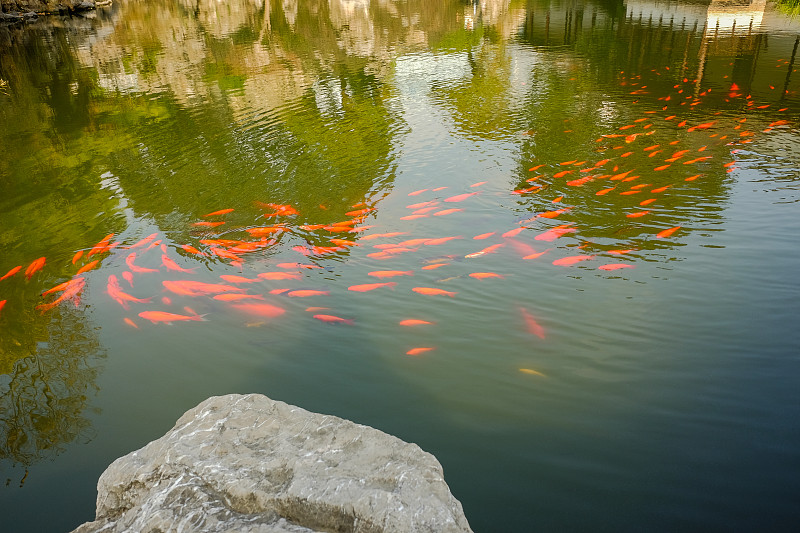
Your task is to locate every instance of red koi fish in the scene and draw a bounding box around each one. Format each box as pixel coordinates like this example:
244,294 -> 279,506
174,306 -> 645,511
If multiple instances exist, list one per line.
123,317 -> 139,329
408,189 -> 428,196
519,307 -> 546,339
444,192 -> 478,203
313,314 -> 354,325
1,265 -> 21,282
162,280 -> 245,297
181,244 -> 204,256
203,209 -> 234,217
228,302 -> 286,317
626,211 -> 650,218
426,236 -> 461,246
348,282 -> 397,292
523,250 -> 550,260
126,253 -> 159,273
399,319 -> 434,326
25,257 -> 46,280
257,203 -> 299,216
639,199 -> 657,206
122,271 -> 134,287
687,121 -> 715,132
469,272 -> 504,280
471,181 -> 487,187
473,232 -> 496,240
42,276 -> 85,297
71,251 -> 84,264
406,347 -> 435,355
552,255 -> 595,266
76,260 -> 100,275
596,187 -> 616,196
656,226 -> 681,239
213,293 -> 265,301
287,290 -> 329,297
368,271 -> 413,278
138,310 -> 206,324
535,225 -> 576,242
653,164 -> 671,171
37,277 -> 86,312
162,254 -> 194,273
412,287 -> 456,297
209,247 -> 241,260
598,263 -> 635,271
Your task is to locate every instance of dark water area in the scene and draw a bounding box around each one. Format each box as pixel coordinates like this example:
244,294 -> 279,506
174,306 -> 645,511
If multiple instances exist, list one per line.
1,0 -> 799,531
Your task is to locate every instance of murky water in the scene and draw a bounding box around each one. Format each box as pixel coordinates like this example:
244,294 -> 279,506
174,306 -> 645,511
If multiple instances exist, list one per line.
1,0 -> 799,530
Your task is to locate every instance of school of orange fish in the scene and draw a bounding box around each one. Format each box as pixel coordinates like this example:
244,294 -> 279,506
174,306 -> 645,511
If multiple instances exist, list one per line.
0,67 -> 794,370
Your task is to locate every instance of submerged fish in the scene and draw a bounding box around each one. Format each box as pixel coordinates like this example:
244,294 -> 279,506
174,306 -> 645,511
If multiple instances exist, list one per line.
138,311 -> 206,324
412,287 -> 457,297
406,347 -> 435,355
399,319 -> 434,326
519,307 -> 546,339
368,270 -> 413,279
313,314 -> 355,325
230,303 -> 286,317
348,282 -> 397,292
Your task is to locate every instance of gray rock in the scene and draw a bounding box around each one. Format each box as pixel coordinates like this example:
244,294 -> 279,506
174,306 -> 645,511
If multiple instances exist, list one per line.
72,394 -> 473,533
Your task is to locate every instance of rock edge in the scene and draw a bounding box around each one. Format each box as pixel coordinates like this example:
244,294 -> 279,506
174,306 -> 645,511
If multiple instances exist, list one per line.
72,393 -> 473,533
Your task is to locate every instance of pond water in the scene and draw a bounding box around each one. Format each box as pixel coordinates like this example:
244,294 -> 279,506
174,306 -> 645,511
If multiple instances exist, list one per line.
1,0 -> 800,530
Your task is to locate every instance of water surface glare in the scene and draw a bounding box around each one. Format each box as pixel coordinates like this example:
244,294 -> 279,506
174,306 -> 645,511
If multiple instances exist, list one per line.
1,0 -> 800,531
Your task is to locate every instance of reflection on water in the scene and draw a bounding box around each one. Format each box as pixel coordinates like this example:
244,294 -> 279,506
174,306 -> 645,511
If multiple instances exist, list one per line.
1,0 -> 799,531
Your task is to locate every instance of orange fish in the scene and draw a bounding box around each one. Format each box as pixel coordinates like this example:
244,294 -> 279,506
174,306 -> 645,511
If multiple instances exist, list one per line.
76,260 -> 100,275
361,232 -> 409,241
88,234 -> 115,257
348,282 -> 397,292
0,299 -> 8,317
408,189 -> 428,196
213,293 -> 265,301
650,185 -> 671,193
399,319 -> 434,326
421,263 -> 449,270
42,277 -> 84,296
598,263 -> 635,271
25,257 -> 46,280
123,317 -> 139,329
230,302 -> 286,317
656,226 -> 681,239
469,272 -> 504,280
345,207 -> 375,217
687,121 -> 715,132
608,249 -> 636,255
444,192 -> 478,203
256,272 -> 301,281
313,314 -> 354,325
181,244 -> 204,255
122,271 -> 134,287
269,289 -> 291,295
406,347 -> 435,356
519,368 -> 546,377
432,208 -> 463,216
71,250 -> 84,264
368,270 -> 413,278
523,250 -> 550,260
162,254 -> 194,273
639,198 -> 657,206
138,310 -> 206,323
553,170 -> 574,178
126,253 -> 159,273
277,262 -> 321,270
596,187 -> 616,196
287,290 -> 329,297
220,274 -> 260,284
128,233 -> 159,249
162,280 -> 244,297
412,287 -> 456,297
400,214 -> 429,221
245,226 -> 285,237
537,208 -> 572,219
398,238 -> 432,247
203,209 -> 234,217
192,221 -> 225,227
519,307 -> 546,339
535,226 -> 576,242
502,227 -> 526,238
407,201 -> 437,209
552,255 -> 594,266
1,265 -> 22,282
471,181 -> 487,187
37,277 -> 86,312
473,232 -> 496,240
465,243 -> 504,258
107,275 -> 151,309
425,236 -> 461,246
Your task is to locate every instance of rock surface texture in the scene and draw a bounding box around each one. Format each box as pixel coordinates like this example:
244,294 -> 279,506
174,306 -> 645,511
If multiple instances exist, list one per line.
72,393 -> 473,533
1,0 -> 94,19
